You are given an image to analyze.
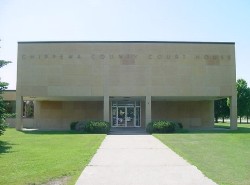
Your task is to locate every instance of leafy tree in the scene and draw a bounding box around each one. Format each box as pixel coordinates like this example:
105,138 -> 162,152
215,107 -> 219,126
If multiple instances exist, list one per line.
214,98 -> 230,123
0,60 -> 11,68
245,88 -> 250,123
236,79 -> 249,123
0,60 -> 11,136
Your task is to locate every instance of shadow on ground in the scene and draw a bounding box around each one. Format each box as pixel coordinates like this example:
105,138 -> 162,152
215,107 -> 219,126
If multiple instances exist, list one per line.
109,127 -> 148,135
21,128 -> 148,135
20,130 -> 85,135
18,124 -> 250,135
179,124 -> 250,134
0,140 -> 13,154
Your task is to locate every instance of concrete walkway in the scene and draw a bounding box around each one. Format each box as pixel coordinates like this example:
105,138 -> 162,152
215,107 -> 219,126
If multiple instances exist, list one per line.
75,135 -> 217,185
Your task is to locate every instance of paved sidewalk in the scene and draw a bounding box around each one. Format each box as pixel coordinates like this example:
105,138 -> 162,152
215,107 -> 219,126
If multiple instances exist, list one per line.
75,135 -> 217,185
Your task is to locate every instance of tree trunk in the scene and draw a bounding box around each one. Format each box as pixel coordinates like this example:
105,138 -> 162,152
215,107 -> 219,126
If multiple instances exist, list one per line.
215,116 -> 218,123
247,115 -> 249,124
240,116 -> 242,123
222,117 -> 225,123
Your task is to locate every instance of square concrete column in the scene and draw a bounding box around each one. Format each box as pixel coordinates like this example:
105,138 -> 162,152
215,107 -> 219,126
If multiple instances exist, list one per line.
33,101 -> 38,128
16,96 -> 23,130
230,95 -> 237,130
145,96 -> 152,126
210,100 -> 215,128
103,96 -> 109,122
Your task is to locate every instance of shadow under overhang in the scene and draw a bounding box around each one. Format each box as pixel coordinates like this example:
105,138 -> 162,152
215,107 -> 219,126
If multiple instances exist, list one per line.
22,95 -> 229,102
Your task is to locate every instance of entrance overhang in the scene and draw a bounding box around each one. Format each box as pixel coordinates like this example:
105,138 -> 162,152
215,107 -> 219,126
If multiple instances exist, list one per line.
21,96 -> 104,101
151,96 -> 229,101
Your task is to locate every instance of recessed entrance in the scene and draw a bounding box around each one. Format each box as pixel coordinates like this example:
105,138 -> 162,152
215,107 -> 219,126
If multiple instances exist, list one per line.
111,101 -> 141,127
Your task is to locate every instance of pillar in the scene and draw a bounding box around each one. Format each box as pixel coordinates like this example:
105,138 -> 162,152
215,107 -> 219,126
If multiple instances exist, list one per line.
16,96 -> 23,130
33,101 -> 38,128
210,100 -> 215,128
230,95 -> 237,130
145,96 -> 152,126
103,96 -> 109,122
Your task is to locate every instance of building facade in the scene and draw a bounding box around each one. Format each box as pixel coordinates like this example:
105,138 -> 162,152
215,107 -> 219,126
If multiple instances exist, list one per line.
15,41 -> 237,130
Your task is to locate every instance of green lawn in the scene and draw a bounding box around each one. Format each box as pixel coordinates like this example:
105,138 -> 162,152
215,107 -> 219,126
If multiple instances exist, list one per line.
0,129 -> 105,185
154,123 -> 250,185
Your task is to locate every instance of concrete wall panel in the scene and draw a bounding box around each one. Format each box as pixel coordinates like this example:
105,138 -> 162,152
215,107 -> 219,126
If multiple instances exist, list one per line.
34,101 -> 103,130
17,42 -> 236,98
152,101 -> 214,129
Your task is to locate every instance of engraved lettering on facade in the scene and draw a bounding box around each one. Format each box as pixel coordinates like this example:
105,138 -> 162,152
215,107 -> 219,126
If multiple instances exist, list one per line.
212,55 -> 218,60
109,55 -> 114,59
20,53 -> 232,63
157,55 -> 162,59
204,55 -> 209,60
100,54 -> 105,59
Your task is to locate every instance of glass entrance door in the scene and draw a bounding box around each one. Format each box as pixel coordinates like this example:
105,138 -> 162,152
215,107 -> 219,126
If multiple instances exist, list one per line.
112,101 -> 141,127
117,107 -> 125,127
126,107 -> 134,127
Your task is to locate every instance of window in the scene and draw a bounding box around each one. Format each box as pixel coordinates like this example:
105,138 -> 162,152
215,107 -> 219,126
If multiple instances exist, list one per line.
23,100 -> 34,118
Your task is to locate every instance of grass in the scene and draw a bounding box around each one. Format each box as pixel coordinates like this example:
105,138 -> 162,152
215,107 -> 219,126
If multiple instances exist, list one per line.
0,129 -> 106,185
154,123 -> 250,185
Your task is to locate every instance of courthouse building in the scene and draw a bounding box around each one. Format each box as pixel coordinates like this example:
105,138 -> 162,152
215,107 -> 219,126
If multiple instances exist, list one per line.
14,41 -> 237,130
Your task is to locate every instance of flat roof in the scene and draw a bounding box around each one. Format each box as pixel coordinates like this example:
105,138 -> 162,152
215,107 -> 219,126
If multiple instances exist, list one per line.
18,41 -> 235,45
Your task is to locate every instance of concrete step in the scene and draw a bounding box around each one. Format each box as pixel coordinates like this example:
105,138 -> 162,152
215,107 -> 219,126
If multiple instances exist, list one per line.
109,127 -> 148,135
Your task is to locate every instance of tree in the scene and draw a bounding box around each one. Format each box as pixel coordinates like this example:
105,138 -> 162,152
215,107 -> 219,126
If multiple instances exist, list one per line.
0,60 -> 11,136
245,88 -> 250,123
0,60 -> 11,68
236,79 -> 249,123
214,98 -> 230,123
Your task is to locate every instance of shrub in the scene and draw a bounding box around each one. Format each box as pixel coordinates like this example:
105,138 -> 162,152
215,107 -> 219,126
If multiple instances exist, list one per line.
146,120 -> 182,134
154,121 -> 175,133
174,122 -> 183,130
75,120 -> 88,131
146,121 -> 154,134
70,120 -> 111,133
0,118 -> 7,136
84,121 -> 111,134
4,113 -> 16,118
70,121 -> 78,130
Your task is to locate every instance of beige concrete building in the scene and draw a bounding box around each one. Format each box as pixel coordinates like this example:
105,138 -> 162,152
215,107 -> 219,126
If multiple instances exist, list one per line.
15,41 -> 237,130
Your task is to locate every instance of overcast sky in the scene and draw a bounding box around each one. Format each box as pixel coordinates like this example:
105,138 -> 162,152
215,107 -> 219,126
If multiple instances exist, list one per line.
0,0 -> 250,89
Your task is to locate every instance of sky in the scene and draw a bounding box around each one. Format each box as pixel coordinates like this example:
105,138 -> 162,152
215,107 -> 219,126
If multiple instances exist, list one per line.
0,0 -> 249,90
